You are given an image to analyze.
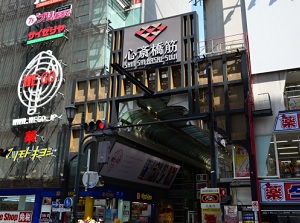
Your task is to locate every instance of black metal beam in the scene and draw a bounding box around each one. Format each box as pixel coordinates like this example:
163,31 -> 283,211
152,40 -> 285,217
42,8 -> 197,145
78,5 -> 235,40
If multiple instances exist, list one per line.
115,114 -> 208,129
111,63 -> 154,96
207,64 -> 217,188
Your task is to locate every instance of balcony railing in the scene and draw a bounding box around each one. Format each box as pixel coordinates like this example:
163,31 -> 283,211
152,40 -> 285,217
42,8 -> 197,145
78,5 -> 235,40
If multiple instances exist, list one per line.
197,33 -> 247,58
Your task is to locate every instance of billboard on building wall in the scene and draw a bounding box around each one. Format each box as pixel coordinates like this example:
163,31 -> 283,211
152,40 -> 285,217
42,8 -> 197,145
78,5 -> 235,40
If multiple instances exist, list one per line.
99,142 -> 180,188
245,0 -> 300,74
122,16 -> 182,70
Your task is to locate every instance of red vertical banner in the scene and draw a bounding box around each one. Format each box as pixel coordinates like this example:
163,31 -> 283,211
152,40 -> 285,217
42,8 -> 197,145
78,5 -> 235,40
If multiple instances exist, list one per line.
134,0 -> 142,4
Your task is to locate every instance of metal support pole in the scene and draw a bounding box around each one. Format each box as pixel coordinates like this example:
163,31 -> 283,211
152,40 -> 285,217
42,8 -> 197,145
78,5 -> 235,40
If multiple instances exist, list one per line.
60,123 -> 72,223
72,112 -> 85,223
207,65 -> 217,188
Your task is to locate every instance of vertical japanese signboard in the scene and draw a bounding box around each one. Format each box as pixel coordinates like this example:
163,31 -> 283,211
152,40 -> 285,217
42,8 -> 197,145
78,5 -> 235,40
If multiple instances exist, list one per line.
200,188 -> 220,209
200,188 -> 222,223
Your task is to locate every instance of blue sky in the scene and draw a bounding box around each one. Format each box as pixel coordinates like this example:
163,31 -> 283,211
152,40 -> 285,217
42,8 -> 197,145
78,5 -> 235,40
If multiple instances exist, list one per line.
193,2 -> 205,41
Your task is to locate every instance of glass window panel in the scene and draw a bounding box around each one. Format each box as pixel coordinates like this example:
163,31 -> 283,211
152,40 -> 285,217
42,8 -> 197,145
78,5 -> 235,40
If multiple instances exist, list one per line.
227,57 -> 241,81
72,51 -> 87,72
97,102 -> 108,120
17,15 -> 29,42
0,195 -> 35,211
75,4 -> 90,25
73,36 -> 88,52
90,34 -> 105,70
275,133 -> 300,178
146,70 -> 156,91
3,20 -> 15,45
256,135 -> 275,177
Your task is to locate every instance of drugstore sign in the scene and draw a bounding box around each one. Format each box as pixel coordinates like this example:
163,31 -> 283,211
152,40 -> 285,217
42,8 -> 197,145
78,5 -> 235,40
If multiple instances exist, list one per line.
274,112 -> 300,132
122,16 -> 181,70
260,180 -> 300,203
0,211 -> 32,223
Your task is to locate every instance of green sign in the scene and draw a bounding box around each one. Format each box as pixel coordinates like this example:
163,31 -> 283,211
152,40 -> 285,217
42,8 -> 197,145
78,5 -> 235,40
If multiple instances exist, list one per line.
26,33 -> 65,45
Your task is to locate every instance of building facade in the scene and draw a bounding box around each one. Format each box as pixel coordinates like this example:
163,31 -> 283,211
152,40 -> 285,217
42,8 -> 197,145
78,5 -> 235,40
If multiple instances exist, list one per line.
203,0 -> 300,222
0,1 -> 197,223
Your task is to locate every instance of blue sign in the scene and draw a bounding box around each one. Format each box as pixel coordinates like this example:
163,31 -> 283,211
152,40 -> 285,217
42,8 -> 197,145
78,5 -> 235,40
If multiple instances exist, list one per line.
52,201 -> 59,208
64,197 -> 73,208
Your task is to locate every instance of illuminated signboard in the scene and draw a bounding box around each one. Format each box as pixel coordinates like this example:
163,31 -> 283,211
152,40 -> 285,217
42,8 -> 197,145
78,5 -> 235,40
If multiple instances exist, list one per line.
26,24 -> 65,45
2,146 -> 55,162
12,114 -> 61,126
15,50 -> 63,119
0,211 -> 32,223
34,0 -> 66,8
136,193 -> 153,201
27,32 -> 65,45
26,4 -> 72,26
122,16 -> 182,70
260,181 -> 300,204
274,112 -> 300,132
100,142 -> 180,189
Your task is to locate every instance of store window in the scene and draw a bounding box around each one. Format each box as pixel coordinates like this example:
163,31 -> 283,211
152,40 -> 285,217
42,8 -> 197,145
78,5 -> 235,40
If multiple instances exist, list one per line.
131,202 -> 152,223
262,133 -> 300,179
256,135 -> 277,178
274,133 -> 300,178
0,195 -> 35,211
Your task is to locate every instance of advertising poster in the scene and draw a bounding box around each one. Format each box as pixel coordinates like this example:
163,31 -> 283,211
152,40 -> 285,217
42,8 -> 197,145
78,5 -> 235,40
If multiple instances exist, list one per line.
201,208 -> 222,223
289,98 -> 300,110
224,206 -> 238,223
100,142 -> 180,188
95,206 -> 105,221
234,145 -> 250,178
